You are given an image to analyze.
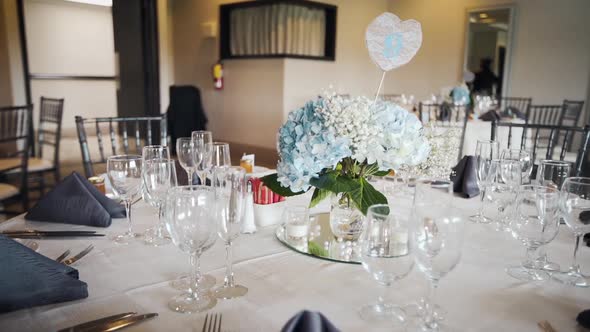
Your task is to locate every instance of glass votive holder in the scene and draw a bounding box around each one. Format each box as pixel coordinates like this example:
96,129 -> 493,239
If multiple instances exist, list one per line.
284,206 -> 310,241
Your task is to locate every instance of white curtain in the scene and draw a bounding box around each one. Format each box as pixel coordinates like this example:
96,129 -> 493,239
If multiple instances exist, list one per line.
230,4 -> 326,57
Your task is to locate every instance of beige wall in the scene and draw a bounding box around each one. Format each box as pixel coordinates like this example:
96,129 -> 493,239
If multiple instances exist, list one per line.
24,0 -> 117,130
386,0 -> 590,106
1,0 -> 26,106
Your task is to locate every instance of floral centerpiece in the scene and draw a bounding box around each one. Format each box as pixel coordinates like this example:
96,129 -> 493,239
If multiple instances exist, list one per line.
262,93 -> 430,239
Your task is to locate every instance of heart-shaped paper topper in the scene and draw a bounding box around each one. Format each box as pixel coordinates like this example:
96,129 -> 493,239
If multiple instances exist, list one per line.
365,13 -> 422,72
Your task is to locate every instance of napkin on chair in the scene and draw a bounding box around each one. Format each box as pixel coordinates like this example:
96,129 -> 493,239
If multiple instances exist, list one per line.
577,309 -> 590,328
450,155 -> 480,198
281,310 -> 340,332
0,235 -> 88,313
478,110 -> 500,121
25,172 -> 125,227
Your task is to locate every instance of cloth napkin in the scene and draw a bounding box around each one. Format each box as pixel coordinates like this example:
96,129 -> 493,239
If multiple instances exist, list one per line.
577,309 -> 590,328
281,310 -> 340,332
25,172 -> 125,227
479,110 -> 500,121
0,235 -> 88,313
450,155 -> 480,198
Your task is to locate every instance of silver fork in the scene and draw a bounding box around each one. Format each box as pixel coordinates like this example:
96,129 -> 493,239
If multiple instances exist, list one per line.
62,245 -> 94,265
55,249 -> 71,263
202,313 -> 222,332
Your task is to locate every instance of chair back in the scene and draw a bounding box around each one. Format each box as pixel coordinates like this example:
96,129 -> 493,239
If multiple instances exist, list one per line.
0,105 -> 32,208
37,97 -> 64,163
497,96 -> 532,114
419,102 -> 470,163
561,100 -> 585,126
75,115 -> 168,177
525,104 -> 564,125
491,121 -> 590,176
380,94 -> 401,102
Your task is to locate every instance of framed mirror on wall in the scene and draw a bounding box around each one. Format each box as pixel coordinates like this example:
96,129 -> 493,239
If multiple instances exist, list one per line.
464,6 -> 515,97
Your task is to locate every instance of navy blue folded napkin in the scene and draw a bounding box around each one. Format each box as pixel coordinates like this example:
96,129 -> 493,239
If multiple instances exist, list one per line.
479,110 -> 500,122
578,309 -> 590,328
281,310 -> 340,332
25,172 -> 125,227
450,155 -> 480,198
0,235 -> 88,313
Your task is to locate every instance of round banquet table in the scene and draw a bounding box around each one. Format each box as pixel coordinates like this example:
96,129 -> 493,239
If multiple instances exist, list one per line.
1,187 -> 590,332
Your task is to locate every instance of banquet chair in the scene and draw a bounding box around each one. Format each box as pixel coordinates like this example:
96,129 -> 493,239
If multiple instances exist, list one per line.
525,104 -> 565,125
497,96 -> 532,114
491,122 -> 590,177
419,102 -> 470,163
5,97 -> 64,194
75,115 -> 168,178
380,94 -> 401,102
559,100 -> 585,151
0,105 -> 32,214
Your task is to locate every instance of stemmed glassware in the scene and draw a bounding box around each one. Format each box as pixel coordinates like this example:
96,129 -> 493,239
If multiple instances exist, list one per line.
506,185 -> 560,281
359,204 -> 413,326
142,145 -> 172,244
212,166 -> 248,299
107,155 -> 143,244
553,177 -> 590,287
470,140 -> 499,223
501,149 -> 532,184
212,142 -> 232,167
534,160 -> 572,271
411,186 -> 465,331
143,159 -> 177,246
191,131 -> 213,185
176,138 -> 197,185
164,185 -> 218,313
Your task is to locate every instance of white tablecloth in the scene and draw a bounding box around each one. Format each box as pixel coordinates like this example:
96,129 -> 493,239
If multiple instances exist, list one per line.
1,190 -> 590,331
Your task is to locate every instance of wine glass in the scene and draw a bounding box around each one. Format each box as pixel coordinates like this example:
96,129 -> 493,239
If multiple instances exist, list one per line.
142,145 -> 172,240
506,185 -> 560,281
553,177 -> 590,287
535,160 -> 572,271
411,202 -> 465,331
212,166 -> 248,299
107,155 -> 143,244
470,140 -> 499,223
359,204 -> 413,326
484,181 -> 517,233
499,159 -> 522,187
501,149 -> 532,184
176,138 -> 197,185
191,131 -> 213,185
212,142 -> 232,167
143,159 -> 177,246
164,185 -> 217,313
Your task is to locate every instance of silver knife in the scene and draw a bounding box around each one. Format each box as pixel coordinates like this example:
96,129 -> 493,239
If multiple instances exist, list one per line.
84,313 -> 158,332
57,312 -> 136,332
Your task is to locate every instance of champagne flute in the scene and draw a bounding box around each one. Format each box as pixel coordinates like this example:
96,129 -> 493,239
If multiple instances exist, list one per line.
212,142 -> 232,167
553,177 -> 590,287
470,140 -> 499,223
506,185 -> 560,281
411,202 -> 465,331
176,138 -> 197,185
164,185 -> 217,313
359,204 -> 413,326
143,159 -> 177,246
107,155 -> 143,244
212,166 -> 248,299
142,145 -> 171,241
192,131 -> 213,185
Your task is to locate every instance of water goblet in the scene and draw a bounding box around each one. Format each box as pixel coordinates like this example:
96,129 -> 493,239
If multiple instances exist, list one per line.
470,140 -> 499,223
176,137 -> 197,185
501,149 -> 532,184
553,177 -> 590,287
411,203 -> 465,331
212,166 -> 248,299
107,155 -> 143,244
191,131 -> 213,185
506,185 -> 560,281
143,159 -> 177,246
164,185 -> 218,313
499,159 -> 522,188
359,204 -> 413,326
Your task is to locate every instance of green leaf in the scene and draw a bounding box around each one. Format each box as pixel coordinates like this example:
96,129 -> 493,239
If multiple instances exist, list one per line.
309,188 -> 331,208
260,173 -> 305,197
350,177 -> 388,215
308,241 -> 329,257
309,172 -> 360,194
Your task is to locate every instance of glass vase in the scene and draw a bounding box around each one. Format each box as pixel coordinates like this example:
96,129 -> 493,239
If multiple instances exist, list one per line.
329,193 -> 364,241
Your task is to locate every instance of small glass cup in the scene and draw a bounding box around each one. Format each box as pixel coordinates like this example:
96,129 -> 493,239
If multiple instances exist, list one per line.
284,206 -> 310,242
